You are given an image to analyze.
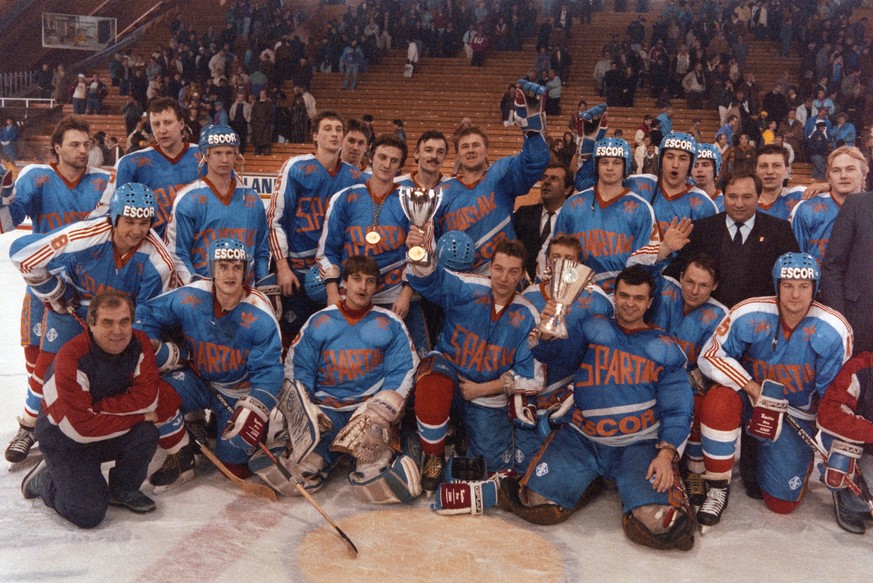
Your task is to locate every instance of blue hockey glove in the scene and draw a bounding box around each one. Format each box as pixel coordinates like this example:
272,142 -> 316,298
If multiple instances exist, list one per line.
512,79 -> 546,134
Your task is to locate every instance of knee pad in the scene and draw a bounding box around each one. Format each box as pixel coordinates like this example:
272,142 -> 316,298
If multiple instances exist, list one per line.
623,505 -> 695,551
762,491 -> 800,514
498,477 -> 574,525
701,385 -> 744,430
348,454 -> 422,504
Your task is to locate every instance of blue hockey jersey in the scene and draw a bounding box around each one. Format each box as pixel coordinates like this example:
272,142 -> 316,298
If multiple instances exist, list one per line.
624,174 -> 718,236
533,314 -> 693,450
267,154 -> 363,275
699,297 -> 853,419
548,187 -> 661,293
789,192 -> 841,267
317,182 -> 410,304
11,216 -> 175,304
166,175 -> 270,284
0,164 -> 111,234
287,302 -> 418,411
94,144 -> 201,237
433,134 -> 549,272
407,265 -> 544,407
758,186 -> 804,221
135,280 -> 283,405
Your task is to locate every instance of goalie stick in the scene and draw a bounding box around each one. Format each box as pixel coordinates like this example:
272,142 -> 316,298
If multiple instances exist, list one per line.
192,437 -> 278,502
203,381 -> 359,558
783,414 -> 873,517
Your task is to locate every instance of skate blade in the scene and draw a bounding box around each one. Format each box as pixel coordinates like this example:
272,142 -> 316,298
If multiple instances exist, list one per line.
7,452 -> 43,473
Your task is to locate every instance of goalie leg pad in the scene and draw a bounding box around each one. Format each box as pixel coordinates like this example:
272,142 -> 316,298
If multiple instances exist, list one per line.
497,477 -> 575,525
276,380 -> 332,465
623,506 -> 695,551
330,391 -> 405,463
349,454 -> 422,504
249,446 -> 327,496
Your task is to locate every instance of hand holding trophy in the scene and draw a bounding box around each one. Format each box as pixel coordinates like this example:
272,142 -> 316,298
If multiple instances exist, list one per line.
536,258 -> 595,339
399,186 -> 443,264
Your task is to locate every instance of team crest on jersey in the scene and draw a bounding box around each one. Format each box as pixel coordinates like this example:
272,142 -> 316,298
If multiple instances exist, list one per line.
502,449 -> 512,464
32,323 -> 42,337
313,314 -> 331,328
535,462 -> 549,477
515,449 -> 525,464
240,311 -> 258,329
622,199 -> 639,214
699,307 -> 719,324
375,316 -> 390,330
91,177 -> 107,191
35,175 -> 51,188
136,156 -> 153,168
802,325 -> 817,341
172,371 -> 186,381
507,309 -> 526,328
788,476 -> 802,490
751,319 -> 772,335
45,328 -> 58,343
303,163 -> 318,175
181,293 -> 201,307
347,191 -> 360,204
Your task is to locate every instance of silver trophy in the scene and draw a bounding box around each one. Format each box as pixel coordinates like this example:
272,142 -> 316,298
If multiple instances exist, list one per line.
399,186 -> 443,265
536,258 -> 595,339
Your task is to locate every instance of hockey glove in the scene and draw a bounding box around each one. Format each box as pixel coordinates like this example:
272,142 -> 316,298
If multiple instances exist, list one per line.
255,274 -> 283,320
537,390 -> 575,440
747,380 -> 788,442
433,478 -> 500,515
29,275 -> 78,315
0,170 -> 13,206
512,79 -> 547,135
577,103 -> 608,165
824,440 -> 863,491
155,341 -> 189,372
508,393 -> 537,429
223,394 -> 270,456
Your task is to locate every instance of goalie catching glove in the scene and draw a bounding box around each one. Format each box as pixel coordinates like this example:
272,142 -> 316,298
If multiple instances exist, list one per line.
747,380 -> 788,442
511,79 -> 547,135
223,393 -> 271,455
331,390 -> 405,464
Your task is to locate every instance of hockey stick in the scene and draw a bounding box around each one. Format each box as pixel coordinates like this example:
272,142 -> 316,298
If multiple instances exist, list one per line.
204,382 -> 359,558
783,414 -> 873,517
191,437 -> 278,501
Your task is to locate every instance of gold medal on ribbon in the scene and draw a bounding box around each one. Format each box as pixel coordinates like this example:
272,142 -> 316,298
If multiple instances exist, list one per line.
408,246 -> 427,262
366,230 -> 381,245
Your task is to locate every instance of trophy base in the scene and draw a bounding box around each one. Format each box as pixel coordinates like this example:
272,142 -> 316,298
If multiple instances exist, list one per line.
407,246 -> 430,265
536,318 -> 568,339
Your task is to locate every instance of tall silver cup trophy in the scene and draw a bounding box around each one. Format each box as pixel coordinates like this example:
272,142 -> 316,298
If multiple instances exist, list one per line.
536,258 -> 595,339
399,186 -> 443,264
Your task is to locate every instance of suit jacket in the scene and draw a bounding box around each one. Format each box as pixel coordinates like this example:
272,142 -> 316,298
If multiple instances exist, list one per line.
514,203 -> 546,280
821,192 -> 873,352
665,211 -> 799,310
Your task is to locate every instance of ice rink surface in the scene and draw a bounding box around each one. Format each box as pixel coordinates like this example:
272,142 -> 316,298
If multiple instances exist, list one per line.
0,232 -> 869,583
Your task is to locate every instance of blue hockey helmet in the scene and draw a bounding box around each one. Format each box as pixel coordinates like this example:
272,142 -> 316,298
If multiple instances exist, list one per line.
593,137 -> 633,177
109,182 -> 157,226
772,252 -> 820,295
659,131 -> 698,170
695,142 -> 722,177
198,124 -> 240,156
436,230 -> 475,272
207,238 -> 250,278
304,265 -> 328,303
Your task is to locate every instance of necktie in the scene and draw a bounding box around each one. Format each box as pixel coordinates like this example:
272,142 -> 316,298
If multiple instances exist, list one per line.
541,211 -> 554,243
733,222 -> 744,245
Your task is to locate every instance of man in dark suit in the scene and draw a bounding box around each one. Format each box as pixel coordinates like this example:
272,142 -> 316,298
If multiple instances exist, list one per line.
821,191 -> 873,353
666,170 -> 799,310
514,163 -> 573,280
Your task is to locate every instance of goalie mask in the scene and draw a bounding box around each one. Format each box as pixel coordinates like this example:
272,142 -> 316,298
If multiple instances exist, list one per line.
109,182 -> 157,226
594,137 -> 633,178
772,252 -> 820,295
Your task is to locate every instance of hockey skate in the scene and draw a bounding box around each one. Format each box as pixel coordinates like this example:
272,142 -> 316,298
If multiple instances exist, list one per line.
149,441 -> 197,492
697,480 -> 730,527
684,472 -> 706,508
420,454 -> 446,493
833,490 -> 867,534
5,423 -> 35,464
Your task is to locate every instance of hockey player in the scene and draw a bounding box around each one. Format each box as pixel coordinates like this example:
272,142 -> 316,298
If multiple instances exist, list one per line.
340,118 -> 372,173
165,124 -> 271,285
1,116 -> 113,463
268,111 -> 364,344
21,291 -> 185,527
92,97 -> 200,237
9,183 -> 174,464
543,137 -> 661,293
404,235 -> 543,490
136,239 -> 283,483
516,235 -> 613,472
253,255 -> 420,502
789,146 -> 868,267
395,130 -> 450,191
754,144 -> 804,220
433,80 -> 550,273
317,134 -> 429,356
697,252 -> 853,526
497,266 -> 695,551
692,143 -> 724,211
816,351 -> 873,534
